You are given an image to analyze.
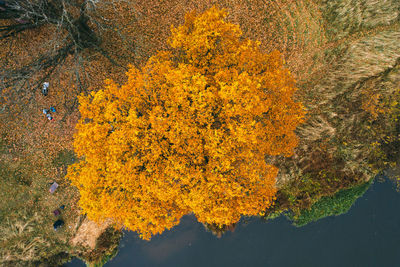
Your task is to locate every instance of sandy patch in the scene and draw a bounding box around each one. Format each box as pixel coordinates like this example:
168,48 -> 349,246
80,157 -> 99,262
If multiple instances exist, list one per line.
70,217 -> 112,249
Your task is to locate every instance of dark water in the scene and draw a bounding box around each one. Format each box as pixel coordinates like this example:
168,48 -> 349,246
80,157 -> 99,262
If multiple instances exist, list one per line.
68,177 -> 400,267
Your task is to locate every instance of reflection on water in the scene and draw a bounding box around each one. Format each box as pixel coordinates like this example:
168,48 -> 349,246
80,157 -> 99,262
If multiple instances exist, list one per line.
68,177 -> 400,267
140,227 -> 198,264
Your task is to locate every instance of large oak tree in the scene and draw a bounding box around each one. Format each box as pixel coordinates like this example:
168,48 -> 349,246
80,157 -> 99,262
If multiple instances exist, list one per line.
67,7 -> 305,240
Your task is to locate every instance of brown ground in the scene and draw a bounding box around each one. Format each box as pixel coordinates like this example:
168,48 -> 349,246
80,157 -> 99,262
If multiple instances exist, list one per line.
70,217 -> 112,249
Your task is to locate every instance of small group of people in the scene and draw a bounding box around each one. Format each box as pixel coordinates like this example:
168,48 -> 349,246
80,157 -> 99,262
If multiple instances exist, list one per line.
49,182 -> 66,230
53,219 -> 64,231
41,82 -> 56,121
43,106 -> 56,121
53,205 -> 65,230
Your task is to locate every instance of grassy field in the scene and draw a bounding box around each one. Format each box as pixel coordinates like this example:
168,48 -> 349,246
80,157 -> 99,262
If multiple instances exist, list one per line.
271,0 -> 399,194
0,138 -> 79,265
0,137 -> 121,266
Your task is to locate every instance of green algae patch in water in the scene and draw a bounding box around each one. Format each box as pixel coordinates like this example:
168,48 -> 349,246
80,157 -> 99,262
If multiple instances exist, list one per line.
290,179 -> 373,227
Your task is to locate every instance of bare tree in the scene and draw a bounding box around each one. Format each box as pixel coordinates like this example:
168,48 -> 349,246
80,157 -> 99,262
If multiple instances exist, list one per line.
0,0 -> 126,100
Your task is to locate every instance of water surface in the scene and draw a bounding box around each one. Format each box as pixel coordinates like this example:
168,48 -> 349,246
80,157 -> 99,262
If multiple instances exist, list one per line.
68,177 -> 400,267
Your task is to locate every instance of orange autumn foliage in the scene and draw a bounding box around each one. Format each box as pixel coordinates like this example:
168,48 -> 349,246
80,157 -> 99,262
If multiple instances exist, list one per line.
67,7 -> 305,240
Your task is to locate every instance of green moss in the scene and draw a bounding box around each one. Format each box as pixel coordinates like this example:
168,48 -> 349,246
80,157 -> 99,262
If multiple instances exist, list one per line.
52,149 -> 76,168
290,179 -> 373,227
264,210 -> 284,221
278,173 -> 324,214
80,227 -> 122,267
89,247 -> 119,267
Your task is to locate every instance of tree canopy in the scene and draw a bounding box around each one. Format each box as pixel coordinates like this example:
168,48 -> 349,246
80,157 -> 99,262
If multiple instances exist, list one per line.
67,6 -> 305,240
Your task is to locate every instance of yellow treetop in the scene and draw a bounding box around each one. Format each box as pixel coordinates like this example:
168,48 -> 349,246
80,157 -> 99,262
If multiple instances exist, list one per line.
67,6 -> 305,240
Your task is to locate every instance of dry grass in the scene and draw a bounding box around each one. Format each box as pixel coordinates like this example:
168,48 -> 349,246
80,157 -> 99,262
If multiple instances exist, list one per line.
0,140 -> 82,264
272,1 -> 400,210
319,0 -> 400,40
71,218 -> 112,250
0,212 -> 50,263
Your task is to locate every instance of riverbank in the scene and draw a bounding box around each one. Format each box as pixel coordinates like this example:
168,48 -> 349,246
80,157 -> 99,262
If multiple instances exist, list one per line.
69,176 -> 399,267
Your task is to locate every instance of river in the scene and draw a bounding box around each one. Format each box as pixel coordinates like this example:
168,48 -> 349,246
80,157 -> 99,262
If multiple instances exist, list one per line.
68,176 -> 400,267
